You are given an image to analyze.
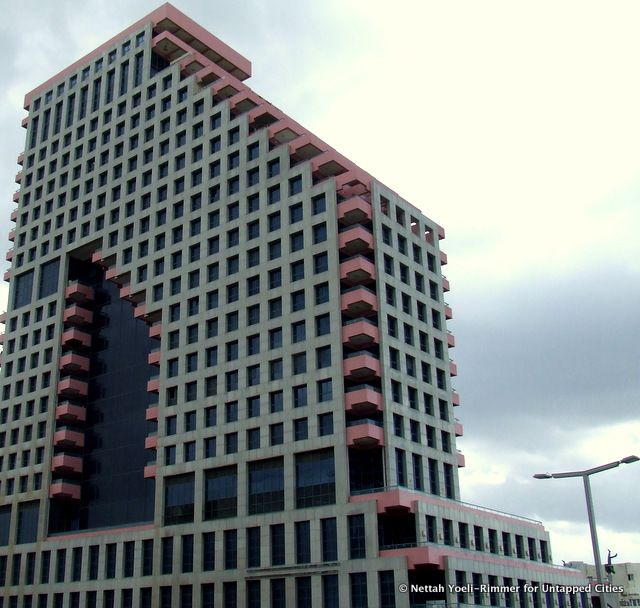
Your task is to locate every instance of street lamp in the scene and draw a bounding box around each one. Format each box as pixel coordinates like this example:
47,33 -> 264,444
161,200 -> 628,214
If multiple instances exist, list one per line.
534,455 -> 639,608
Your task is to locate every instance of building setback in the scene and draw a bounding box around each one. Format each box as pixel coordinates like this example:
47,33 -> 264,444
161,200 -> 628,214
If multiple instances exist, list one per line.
0,4 -> 588,607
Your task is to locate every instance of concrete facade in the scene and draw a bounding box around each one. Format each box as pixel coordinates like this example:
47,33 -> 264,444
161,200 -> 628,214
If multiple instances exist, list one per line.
0,4 -> 589,607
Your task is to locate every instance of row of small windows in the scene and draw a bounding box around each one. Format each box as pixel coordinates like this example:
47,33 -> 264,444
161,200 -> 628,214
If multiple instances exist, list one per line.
394,449 -> 457,499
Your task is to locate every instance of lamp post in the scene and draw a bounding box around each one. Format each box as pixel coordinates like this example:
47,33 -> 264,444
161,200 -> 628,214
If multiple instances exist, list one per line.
533,455 -> 639,608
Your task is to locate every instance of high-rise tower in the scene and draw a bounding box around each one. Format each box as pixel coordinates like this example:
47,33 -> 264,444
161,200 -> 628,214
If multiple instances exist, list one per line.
1,4 -> 586,607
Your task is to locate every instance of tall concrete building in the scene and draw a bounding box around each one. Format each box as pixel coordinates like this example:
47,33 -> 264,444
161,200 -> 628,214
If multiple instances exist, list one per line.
0,4 -> 587,607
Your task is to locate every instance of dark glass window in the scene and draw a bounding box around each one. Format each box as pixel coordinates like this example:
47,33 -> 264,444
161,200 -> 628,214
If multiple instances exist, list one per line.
204,466 -> 237,519
295,449 -> 335,508
161,537 -> 173,574
38,259 -> 60,298
295,521 -> 311,564
224,529 -> 237,569
348,514 -> 366,558
202,532 -> 215,571
247,527 -> 261,568
350,573 -> 369,608
16,501 -> 39,544
270,524 -> 285,565
322,574 -> 339,607
164,473 -> 195,525
248,457 -> 284,514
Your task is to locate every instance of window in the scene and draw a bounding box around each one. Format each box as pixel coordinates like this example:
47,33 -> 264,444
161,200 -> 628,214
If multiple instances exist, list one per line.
321,519 -> 338,561
204,466 -> 237,519
248,457 -> 285,514
348,514 -> 366,559
164,474 -> 195,525
295,521 -> 311,564
295,449 -> 335,508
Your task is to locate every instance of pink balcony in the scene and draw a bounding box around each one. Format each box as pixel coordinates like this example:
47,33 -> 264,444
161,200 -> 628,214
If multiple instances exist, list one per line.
342,320 -> 379,347
346,423 -> 384,449
444,305 -> 453,320
55,403 -> 86,424
145,406 -> 159,421
149,324 -> 162,339
65,282 -> 94,303
58,378 -> 89,398
351,488 -> 415,513
144,435 -> 158,449
10,209 -> 17,222
17,152 -> 24,166
0,333 -> 5,344
53,429 -> 85,449
52,454 -> 83,474
447,332 -> 455,348
267,119 -> 301,146
12,191 -> 19,203
133,304 -> 146,319
343,354 -> 381,381
5,249 -> 13,262
340,288 -> 377,316
379,546 -> 440,569
337,196 -> 372,225
452,391 -> 460,406
457,452 -> 466,468
49,481 -> 81,500
60,353 -> 90,373
21,116 -> 28,129
0,312 -> 6,324
449,361 -> 458,377
63,305 -> 93,326
438,225 -> 446,240
61,328 -> 91,348
105,267 -> 128,286
91,250 -> 114,267
442,277 -> 450,292
147,378 -> 160,393
440,251 -> 448,265
3,271 -> 11,282
144,465 -> 157,479
8,229 -> 15,242
454,422 -> 464,437
340,257 -> 376,285
345,387 -> 383,413
338,226 -> 374,255
310,151 -> 347,180
148,350 -> 161,365
15,171 -> 22,184
288,133 -> 323,162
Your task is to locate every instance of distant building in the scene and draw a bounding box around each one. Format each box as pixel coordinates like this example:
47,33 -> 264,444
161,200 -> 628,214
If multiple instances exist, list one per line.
0,3 -> 589,606
567,562 -> 640,608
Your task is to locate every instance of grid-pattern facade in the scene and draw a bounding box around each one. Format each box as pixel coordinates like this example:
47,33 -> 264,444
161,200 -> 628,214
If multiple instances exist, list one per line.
0,4 -> 588,607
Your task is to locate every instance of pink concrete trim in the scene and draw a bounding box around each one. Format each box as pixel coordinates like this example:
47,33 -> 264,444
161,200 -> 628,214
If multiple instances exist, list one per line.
119,285 -> 132,299
442,277 -> 450,292
145,406 -> 159,421
56,403 -> 87,424
3,271 -> 11,282
382,545 -> 583,578
340,257 -> 376,284
24,3 -> 251,109
267,117 -> 302,144
210,76 -> 241,100
65,282 -> 95,302
5,249 -> 13,262
438,225 -> 446,240
338,225 -> 374,254
342,321 -> 379,346
49,481 -> 81,501
309,150 -> 347,178
90,250 -> 110,266
346,423 -> 384,448
47,523 -> 154,541
343,354 -> 381,380
340,288 -> 378,314
21,116 -> 28,128
133,304 -> 146,319
60,353 -> 90,373
8,229 -> 15,241
147,378 -> 160,393
337,196 -> 373,224
17,152 -> 24,166
53,429 -> 85,449
452,390 -> 460,406
444,305 -> 453,320
15,171 -> 22,184
288,132 -> 325,157
52,454 -> 83,474
449,361 -> 458,377
334,168 -> 371,194
12,191 -> 19,203
61,327 -> 91,348
248,103 -> 285,125
344,388 -> 383,413
0,312 -> 6,323
447,332 -> 455,348
0,333 -> 5,344
10,209 -> 17,221
454,422 -> 464,437
457,452 -> 466,467
105,267 -> 128,285
58,378 -> 89,397
144,465 -> 157,478
149,324 -> 162,338
144,435 -> 158,450
352,489 -> 546,531
153,30 -> 191,62
195,64 -> 222,85
63,304 -> 93,325
228,89 -> 261,114
440,250 -> 448,265
148,350 -> 161,365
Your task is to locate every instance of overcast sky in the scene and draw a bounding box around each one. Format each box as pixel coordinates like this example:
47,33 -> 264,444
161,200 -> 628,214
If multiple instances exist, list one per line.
1,0 -> 638,564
